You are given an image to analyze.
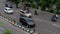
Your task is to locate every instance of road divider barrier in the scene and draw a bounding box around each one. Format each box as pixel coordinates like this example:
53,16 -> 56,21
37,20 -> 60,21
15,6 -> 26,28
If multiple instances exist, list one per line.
0,16 -> 34,34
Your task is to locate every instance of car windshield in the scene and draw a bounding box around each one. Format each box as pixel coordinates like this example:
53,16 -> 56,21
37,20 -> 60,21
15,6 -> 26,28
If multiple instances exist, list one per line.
27,19 -> 33,22
25,11 -> 29,14
26,19 -> 34,24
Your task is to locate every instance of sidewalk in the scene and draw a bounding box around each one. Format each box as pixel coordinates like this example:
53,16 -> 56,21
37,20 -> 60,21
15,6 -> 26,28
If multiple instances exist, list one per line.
0,27 -> 4,34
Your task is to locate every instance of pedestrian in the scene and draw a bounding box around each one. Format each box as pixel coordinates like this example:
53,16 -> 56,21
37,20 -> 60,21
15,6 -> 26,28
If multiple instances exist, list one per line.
34,10 -> 38,15
24,5 -> 26,10
27,7 -> 30,12
13,20 -> 16,24
16,4 -> 19,8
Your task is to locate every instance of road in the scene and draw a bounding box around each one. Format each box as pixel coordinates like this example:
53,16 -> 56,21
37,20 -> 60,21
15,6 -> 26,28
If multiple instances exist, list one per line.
32,15 -> 60,34
0,0 -> 60,34
0,16 -> 29,34
0,0 -> 20,22
30,8 -> 60,34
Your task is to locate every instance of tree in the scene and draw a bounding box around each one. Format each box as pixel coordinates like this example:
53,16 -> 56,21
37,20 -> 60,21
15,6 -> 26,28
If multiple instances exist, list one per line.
39,0 -> 58,10
55,0 -> 60,14
31,1 -> 37,8
40,0 -> 48,10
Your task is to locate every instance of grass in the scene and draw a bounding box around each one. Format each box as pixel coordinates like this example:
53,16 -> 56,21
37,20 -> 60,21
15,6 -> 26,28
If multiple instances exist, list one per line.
0,21 -> 3,27
39,32 -> 42,34
5,30 -> 12,34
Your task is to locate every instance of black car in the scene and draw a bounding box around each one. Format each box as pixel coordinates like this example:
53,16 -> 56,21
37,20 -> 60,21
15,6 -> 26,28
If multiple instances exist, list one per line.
19,17 -> 35,28
5,3 -> 12,8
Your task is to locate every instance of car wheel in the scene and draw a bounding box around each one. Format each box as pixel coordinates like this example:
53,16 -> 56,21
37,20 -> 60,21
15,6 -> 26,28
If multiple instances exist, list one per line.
29,16 -> 31,18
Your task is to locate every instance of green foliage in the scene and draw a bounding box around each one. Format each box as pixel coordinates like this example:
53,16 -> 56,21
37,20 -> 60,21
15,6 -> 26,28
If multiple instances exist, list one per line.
56,11 -> 60,15
39,0 -> 60,14
40,4 -> 45,10
5,30 -> 12,34
15,0 -> 21,4
39,32 -> 42,34
31,2 -> 37,8
0,22 -> 3,27
47,9 -> 54,13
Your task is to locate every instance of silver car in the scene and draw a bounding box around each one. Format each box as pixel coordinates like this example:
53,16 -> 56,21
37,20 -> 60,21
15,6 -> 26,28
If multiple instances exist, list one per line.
20,10 -> 32,18
4,7 -> 13,14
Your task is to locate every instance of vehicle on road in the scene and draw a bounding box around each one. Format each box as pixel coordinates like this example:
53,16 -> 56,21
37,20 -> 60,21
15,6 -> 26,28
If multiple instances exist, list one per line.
19,17 -> 35,28
20,10 -> 32,18
4,7 -> 13,14
5,3 -> 12,8
51,14 -> 59,22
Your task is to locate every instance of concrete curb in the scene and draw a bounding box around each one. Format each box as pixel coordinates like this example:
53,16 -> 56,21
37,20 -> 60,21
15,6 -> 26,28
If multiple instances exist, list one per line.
0,16 -> 34,34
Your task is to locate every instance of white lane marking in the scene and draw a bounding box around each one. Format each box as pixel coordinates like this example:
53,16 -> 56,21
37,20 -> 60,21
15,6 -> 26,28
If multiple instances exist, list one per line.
52,24 -> 60,28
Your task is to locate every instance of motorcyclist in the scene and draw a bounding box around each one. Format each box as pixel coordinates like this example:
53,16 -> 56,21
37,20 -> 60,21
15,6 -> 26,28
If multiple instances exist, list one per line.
34,10 -> 38,15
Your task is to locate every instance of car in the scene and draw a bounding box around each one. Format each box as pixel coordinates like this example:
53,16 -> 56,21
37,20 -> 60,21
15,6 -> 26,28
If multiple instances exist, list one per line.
5,3 -> 12,8
4,7 -> 13,14
19,17 -> 35,28
20,10 -> 32,18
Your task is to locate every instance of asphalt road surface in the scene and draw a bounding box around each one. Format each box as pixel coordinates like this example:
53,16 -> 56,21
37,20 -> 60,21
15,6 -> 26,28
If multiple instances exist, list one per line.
0,0 -> 60,34
29,8 -> 60,34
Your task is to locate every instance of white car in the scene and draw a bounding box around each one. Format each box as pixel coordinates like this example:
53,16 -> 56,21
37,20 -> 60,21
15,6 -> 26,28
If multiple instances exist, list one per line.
4,7 -> 13,14
20,10 -> 32,18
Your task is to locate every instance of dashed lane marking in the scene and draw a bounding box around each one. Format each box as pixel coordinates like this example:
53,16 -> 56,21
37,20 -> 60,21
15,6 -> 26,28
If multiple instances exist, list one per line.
52,24 -> 60,28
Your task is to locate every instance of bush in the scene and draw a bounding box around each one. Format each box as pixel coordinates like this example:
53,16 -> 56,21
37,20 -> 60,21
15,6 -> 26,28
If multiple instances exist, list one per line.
56,11 -> 60,15
5,30 -> 12,34
46,9 -> 60,15
48,9 -> 54,13
31,2 -> 38,9
40,5 -> 45,11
